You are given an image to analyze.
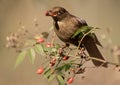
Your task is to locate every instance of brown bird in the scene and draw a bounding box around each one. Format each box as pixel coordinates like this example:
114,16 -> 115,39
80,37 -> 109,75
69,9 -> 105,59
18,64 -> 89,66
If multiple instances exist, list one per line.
45,6 -> 107,67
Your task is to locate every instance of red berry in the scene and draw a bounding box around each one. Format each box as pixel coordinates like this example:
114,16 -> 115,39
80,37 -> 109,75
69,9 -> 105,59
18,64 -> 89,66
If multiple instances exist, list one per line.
62,56 -> 69,60
51,58 -> 56,62
67,77 -> 74,84
37,38 -> 44,43
50,62 -> 55,67
50,58 -> 56,67
46,42 -> 52,47
36,68 -> 44,74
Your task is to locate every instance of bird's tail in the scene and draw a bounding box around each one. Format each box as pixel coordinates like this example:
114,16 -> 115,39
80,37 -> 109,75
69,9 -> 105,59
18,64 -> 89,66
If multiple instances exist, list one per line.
83,36 -> 107,67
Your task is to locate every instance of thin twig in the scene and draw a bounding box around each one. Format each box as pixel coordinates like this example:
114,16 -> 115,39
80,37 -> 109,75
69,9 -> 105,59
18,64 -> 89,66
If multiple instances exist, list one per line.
90,56 -> 120,66
77,27 -> 96,51
51,31 -> 56,46
55,56 -> 63,67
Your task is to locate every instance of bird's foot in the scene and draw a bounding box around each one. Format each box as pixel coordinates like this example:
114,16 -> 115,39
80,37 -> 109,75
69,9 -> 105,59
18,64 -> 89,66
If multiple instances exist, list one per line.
75,47 -> 86,56
58,43 -> 70,54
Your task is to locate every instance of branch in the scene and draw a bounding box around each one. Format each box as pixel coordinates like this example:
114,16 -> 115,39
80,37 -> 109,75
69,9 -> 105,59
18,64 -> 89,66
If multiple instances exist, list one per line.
90,56 -> 120,66
77,27 -> 96,50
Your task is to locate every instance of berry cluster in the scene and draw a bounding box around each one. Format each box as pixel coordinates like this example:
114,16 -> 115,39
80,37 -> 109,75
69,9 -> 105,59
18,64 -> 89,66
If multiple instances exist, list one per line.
35,38 -> 87,84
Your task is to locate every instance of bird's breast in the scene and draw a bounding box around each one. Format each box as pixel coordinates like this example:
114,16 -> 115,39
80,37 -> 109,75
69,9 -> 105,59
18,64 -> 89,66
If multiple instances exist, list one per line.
54,21 -> 78,42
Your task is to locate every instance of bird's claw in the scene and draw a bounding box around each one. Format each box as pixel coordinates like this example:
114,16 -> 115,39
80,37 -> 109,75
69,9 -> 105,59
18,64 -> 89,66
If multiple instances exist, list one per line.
58,44 -> 70,54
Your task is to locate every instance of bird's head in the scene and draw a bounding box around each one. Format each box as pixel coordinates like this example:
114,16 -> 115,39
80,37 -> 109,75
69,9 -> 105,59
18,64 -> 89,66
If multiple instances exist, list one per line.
45,6 -> 69,21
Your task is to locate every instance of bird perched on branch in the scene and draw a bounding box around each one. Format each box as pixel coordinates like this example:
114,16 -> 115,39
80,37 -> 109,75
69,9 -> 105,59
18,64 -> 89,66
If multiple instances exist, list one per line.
45,6 -> 107,67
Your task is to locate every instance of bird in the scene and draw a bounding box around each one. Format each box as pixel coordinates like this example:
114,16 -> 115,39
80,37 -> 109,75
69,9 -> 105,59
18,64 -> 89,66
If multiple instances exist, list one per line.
45,6 -> 107,67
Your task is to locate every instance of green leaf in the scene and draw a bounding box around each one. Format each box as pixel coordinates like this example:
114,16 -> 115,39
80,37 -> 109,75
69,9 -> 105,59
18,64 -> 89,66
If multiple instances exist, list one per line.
48,74 -> 56,82
51,48 -> 57,52
55,65 -> 65,72
44,68 -> 51,78
57,71 -> 64,76
43,45 -> 52,52
14,51 -> 27,68
71,26 -> 93,38
64,64 -> 71,72
28,48 -> 36,64
80,26 -> 92,33
55,63 -> 71,72
34,44 -> 44,55
43,45 -> 57,56
57,75 -> 65,85
71,29 -> 83,38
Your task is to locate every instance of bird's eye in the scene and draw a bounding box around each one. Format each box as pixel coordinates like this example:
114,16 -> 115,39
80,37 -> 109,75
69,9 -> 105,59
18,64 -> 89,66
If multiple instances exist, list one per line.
57,12 -> 61,15
54,11 -> 60,15
53,11 -> 61,16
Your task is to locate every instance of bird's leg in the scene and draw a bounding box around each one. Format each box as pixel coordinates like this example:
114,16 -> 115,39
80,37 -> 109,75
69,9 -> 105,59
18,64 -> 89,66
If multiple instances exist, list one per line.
75,44 -> 85,56
76,45 -> 90,64
80,48 -> 90,60
58,43 -> 70,54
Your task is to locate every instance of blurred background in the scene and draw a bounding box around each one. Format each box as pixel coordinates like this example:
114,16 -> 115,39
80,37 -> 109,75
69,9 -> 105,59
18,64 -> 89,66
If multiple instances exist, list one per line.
0,0 -> 120,85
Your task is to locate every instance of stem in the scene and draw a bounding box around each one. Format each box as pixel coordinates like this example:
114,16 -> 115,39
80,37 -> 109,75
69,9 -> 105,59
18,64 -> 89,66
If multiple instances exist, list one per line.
51,31 -> 56,46
90,56 -> 120,66
56,57 -> 63,67
77,27 -> 96,51
73,27 -> 97,61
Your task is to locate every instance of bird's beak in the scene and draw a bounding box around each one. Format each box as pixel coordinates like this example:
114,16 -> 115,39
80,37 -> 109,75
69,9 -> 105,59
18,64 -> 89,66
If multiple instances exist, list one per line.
45,10 -> 57,17
45,10 -> 52,16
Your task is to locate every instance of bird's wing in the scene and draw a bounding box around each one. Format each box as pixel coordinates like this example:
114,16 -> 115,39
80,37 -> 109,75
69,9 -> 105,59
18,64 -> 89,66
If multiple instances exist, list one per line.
75,17 -> 102,47
75,17 -> 88,26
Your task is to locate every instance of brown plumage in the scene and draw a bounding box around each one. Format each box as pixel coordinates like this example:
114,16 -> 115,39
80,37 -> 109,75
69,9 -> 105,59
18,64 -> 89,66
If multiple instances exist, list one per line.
46,6 -> 107,67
